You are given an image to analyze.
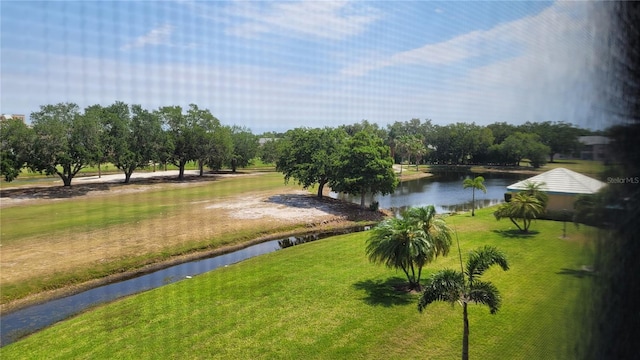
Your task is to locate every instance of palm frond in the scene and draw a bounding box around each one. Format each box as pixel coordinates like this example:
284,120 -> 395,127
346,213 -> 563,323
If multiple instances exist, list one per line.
465,246 -> 509,282
418,269 -> 464,312
467,280 -> 502,314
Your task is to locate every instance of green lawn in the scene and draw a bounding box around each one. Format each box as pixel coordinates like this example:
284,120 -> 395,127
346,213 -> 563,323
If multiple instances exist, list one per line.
539,159 -> 606,178
1,207 -> 594,359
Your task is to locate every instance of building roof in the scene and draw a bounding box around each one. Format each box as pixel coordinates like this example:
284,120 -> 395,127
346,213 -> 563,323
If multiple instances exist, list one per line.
579,136 -> 610,146
507,167 -> 606,195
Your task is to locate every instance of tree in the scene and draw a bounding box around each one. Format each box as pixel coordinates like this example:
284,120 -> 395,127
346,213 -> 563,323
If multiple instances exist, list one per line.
29,103 -> 102,186
462,176 -> 487,216
395,135 -> 411,174
367,205 -> 452,290
526,141 -> 550,168
0,117 -> 33,182
82,104 -> 108,178
520,121 -> 582,162
156,105 -> 222,180
418,246 -> 509,360
407,135 -> 428,170
521,181 -> 549,209
228,126 -> 259,172
101,102 -> 166,183
205,124 -> 233,172
486,122 -> 517,144
258,138 -> 280,165
494,192 -> 545,232
156,106 -> 191,180
276,127 -> 346,198
330,130 -> 398,208
130,105 -> 166,175
490,132 -> 550,167
185,104 -> 225,176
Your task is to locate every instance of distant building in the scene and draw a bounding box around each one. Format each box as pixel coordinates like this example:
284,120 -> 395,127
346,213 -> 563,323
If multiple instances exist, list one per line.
0,114 -> 26,123
259,137 -> 278,145
506,167 -> 606,217
579,136 -> 610,162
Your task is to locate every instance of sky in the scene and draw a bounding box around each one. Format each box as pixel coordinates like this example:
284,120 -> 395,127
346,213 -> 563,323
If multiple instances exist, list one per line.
1,1 -> 608,133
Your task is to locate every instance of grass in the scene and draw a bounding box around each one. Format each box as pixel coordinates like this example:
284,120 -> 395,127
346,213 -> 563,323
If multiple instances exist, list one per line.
539,159 -> 606,178
1,207 -> 594,359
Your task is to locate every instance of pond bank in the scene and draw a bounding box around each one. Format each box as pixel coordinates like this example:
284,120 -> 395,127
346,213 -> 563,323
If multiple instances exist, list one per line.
0,220 -> 380,315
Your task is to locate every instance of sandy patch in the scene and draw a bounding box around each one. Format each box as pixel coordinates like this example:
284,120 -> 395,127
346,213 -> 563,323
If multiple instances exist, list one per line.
205,191 -> 340,221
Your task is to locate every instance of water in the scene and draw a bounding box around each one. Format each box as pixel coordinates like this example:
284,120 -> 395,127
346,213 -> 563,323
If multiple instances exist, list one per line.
331,172 -> 524,214
0,227 -> 367,346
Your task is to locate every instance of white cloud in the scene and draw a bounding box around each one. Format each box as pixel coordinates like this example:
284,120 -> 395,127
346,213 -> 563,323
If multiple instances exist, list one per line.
121,24 -> 174,50
342,1 -> 587,77
224,0 -> 380,40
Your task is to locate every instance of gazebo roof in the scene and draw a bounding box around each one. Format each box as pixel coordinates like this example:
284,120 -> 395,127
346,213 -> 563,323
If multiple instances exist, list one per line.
506,168 -> 606,195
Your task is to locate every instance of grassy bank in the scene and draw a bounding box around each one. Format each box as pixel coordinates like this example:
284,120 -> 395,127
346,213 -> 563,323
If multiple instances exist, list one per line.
427,159 -> 606,179
1,207 -> 594,358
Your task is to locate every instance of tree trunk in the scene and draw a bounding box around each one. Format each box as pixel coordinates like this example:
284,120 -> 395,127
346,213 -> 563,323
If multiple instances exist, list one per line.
60,174 -> 72,187
178,161 -> 186,181
98,163 -> 101,178
471,188 -> 476,216
59,165 -> 72,187
509,217 -> 524,232
199,161 -> 204,177
317,179 -> 327,198
360,191 -> 366,208
124,171 -> 132,184
462,302 -> 469,360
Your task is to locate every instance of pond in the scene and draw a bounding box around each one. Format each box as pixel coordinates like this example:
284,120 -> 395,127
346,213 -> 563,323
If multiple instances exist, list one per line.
331,171 -> 526,214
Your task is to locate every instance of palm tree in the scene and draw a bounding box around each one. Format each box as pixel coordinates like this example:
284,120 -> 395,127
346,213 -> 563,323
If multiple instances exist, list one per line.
366,205 -> 452,290
522,181 -> 548,209
494,192 -> 544,232
404,205 -> 452,259
462,176 -> 487,216
418,246 -> 509,360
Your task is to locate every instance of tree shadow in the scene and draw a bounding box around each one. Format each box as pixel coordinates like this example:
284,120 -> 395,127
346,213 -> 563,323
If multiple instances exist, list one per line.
0,173 -> 225,200
352,277 -> 415,307
491,229 -> 539,239
557,267 -> 596,278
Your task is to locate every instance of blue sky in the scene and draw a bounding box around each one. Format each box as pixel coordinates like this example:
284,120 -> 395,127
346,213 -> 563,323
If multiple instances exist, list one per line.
1,1 -> 605,132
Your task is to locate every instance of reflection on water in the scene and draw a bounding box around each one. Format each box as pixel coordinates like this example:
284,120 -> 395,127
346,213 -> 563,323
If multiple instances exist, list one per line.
331,172 -> 525,214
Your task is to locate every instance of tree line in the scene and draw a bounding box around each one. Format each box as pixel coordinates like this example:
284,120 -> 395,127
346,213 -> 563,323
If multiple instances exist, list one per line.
266,118 -> 597,171
0,102 -> 259,186
2,102 -> 597,191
